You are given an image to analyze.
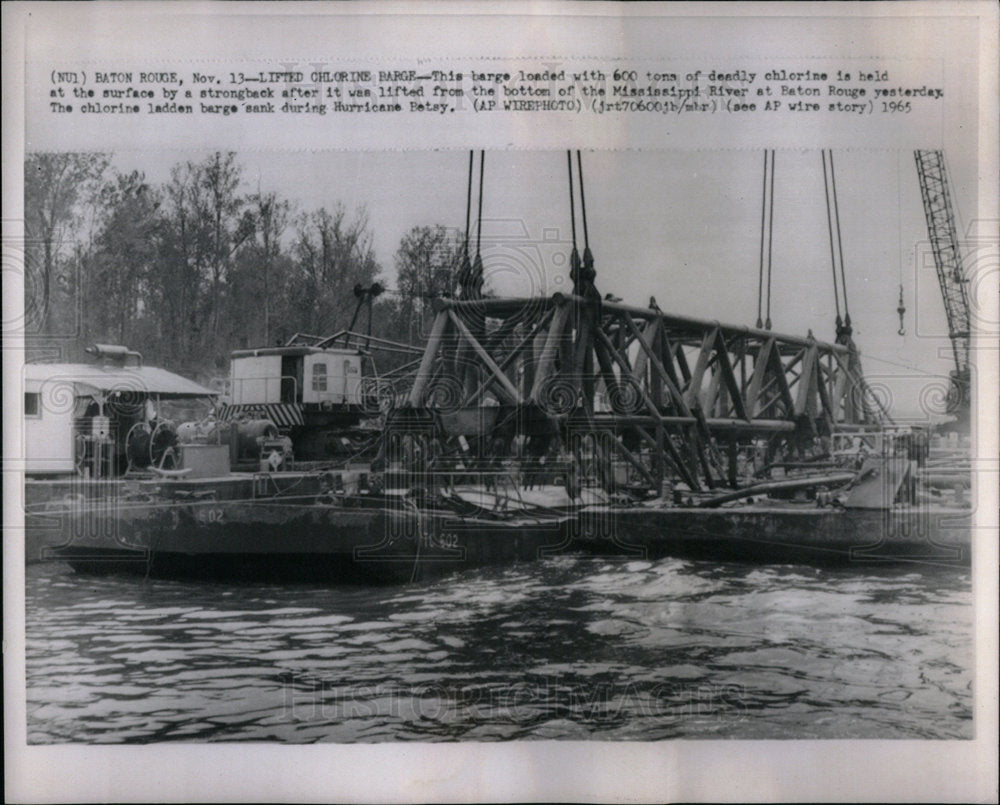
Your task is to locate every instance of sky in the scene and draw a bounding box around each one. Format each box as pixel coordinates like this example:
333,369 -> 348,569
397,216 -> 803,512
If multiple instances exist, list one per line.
109,148 -> 983,421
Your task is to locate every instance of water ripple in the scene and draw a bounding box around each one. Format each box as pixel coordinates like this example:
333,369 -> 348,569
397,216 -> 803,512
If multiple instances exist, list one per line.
25,557 -> 973,742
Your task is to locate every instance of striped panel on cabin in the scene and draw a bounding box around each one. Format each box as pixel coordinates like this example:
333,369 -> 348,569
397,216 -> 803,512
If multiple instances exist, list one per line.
217,403 -> 305,427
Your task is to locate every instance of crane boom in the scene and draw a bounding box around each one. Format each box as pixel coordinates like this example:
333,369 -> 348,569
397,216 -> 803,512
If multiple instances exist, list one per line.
913,150 -> 971,416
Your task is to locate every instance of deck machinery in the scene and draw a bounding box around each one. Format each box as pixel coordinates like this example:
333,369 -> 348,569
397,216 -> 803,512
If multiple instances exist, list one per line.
218,282 -> 423,463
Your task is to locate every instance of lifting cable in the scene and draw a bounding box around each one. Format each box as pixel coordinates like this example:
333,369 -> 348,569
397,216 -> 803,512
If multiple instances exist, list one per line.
577,151 -> 595,284
577,151 -> 589,249
765,149 -> 776,330
475,150 -> 485,261
756,150 -> 776,329
828,151 -> 851,332
457,150 -> 485,300
567,150 -> 596,296
459,151 -> 485,299
471,151 -> 485,304
897,285 -> 906,336
464,151 -> 474,257
567,150 -> 580,292
458,150 -> 474,290
821,150 -> 843,330
896,151 -> 906,336
756,151 -> 768,329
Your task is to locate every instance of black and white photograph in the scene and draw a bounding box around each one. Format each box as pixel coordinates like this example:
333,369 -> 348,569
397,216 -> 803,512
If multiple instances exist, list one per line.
4,3 -> 997,802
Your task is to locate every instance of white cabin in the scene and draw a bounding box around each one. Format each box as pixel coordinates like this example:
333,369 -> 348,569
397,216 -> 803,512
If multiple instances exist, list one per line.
23,353 -> 217,476
23,373 -> 78,474
229,346 -> 363,407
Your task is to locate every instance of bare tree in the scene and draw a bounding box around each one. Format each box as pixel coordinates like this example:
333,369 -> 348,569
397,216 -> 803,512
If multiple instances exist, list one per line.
229,191 -> 292,346
24,152 -> 110,332
291,205 -> 380,336
85,171 -> 161,345
155,153 -> 253,367
393,224 -> 463,342
197,153 -> 255,341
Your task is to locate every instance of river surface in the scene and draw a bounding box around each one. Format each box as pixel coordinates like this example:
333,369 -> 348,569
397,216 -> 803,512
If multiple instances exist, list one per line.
25,557 -> 973,742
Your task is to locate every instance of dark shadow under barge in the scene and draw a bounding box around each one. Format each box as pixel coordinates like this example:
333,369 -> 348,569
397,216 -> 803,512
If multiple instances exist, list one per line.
34,491 -> 972,584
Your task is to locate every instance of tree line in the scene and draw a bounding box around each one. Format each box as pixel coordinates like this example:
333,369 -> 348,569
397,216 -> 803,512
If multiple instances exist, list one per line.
23,151 -> 463,381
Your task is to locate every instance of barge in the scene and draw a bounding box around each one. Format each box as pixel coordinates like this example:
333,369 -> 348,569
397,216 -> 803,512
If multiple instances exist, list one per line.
22,150 -> 976,582
27,453 -> 972,581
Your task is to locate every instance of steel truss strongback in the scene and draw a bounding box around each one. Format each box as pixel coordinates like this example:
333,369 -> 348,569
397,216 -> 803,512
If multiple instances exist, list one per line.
398,292 -> 887,493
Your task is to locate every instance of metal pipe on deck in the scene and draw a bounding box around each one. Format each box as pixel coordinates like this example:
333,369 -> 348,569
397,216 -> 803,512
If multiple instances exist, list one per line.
698,472 -> 857,508
589,414 -> 796,432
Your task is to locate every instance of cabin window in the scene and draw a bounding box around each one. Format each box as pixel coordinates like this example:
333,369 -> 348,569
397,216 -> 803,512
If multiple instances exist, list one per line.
311,363 -> 327,392
24,392 -> 41,417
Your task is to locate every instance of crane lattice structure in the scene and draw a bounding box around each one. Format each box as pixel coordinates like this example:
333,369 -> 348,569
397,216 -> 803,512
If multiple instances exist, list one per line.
913,150 -> 972,415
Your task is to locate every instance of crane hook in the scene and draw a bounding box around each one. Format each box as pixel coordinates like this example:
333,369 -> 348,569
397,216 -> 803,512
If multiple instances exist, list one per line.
896,284 -> 906,336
